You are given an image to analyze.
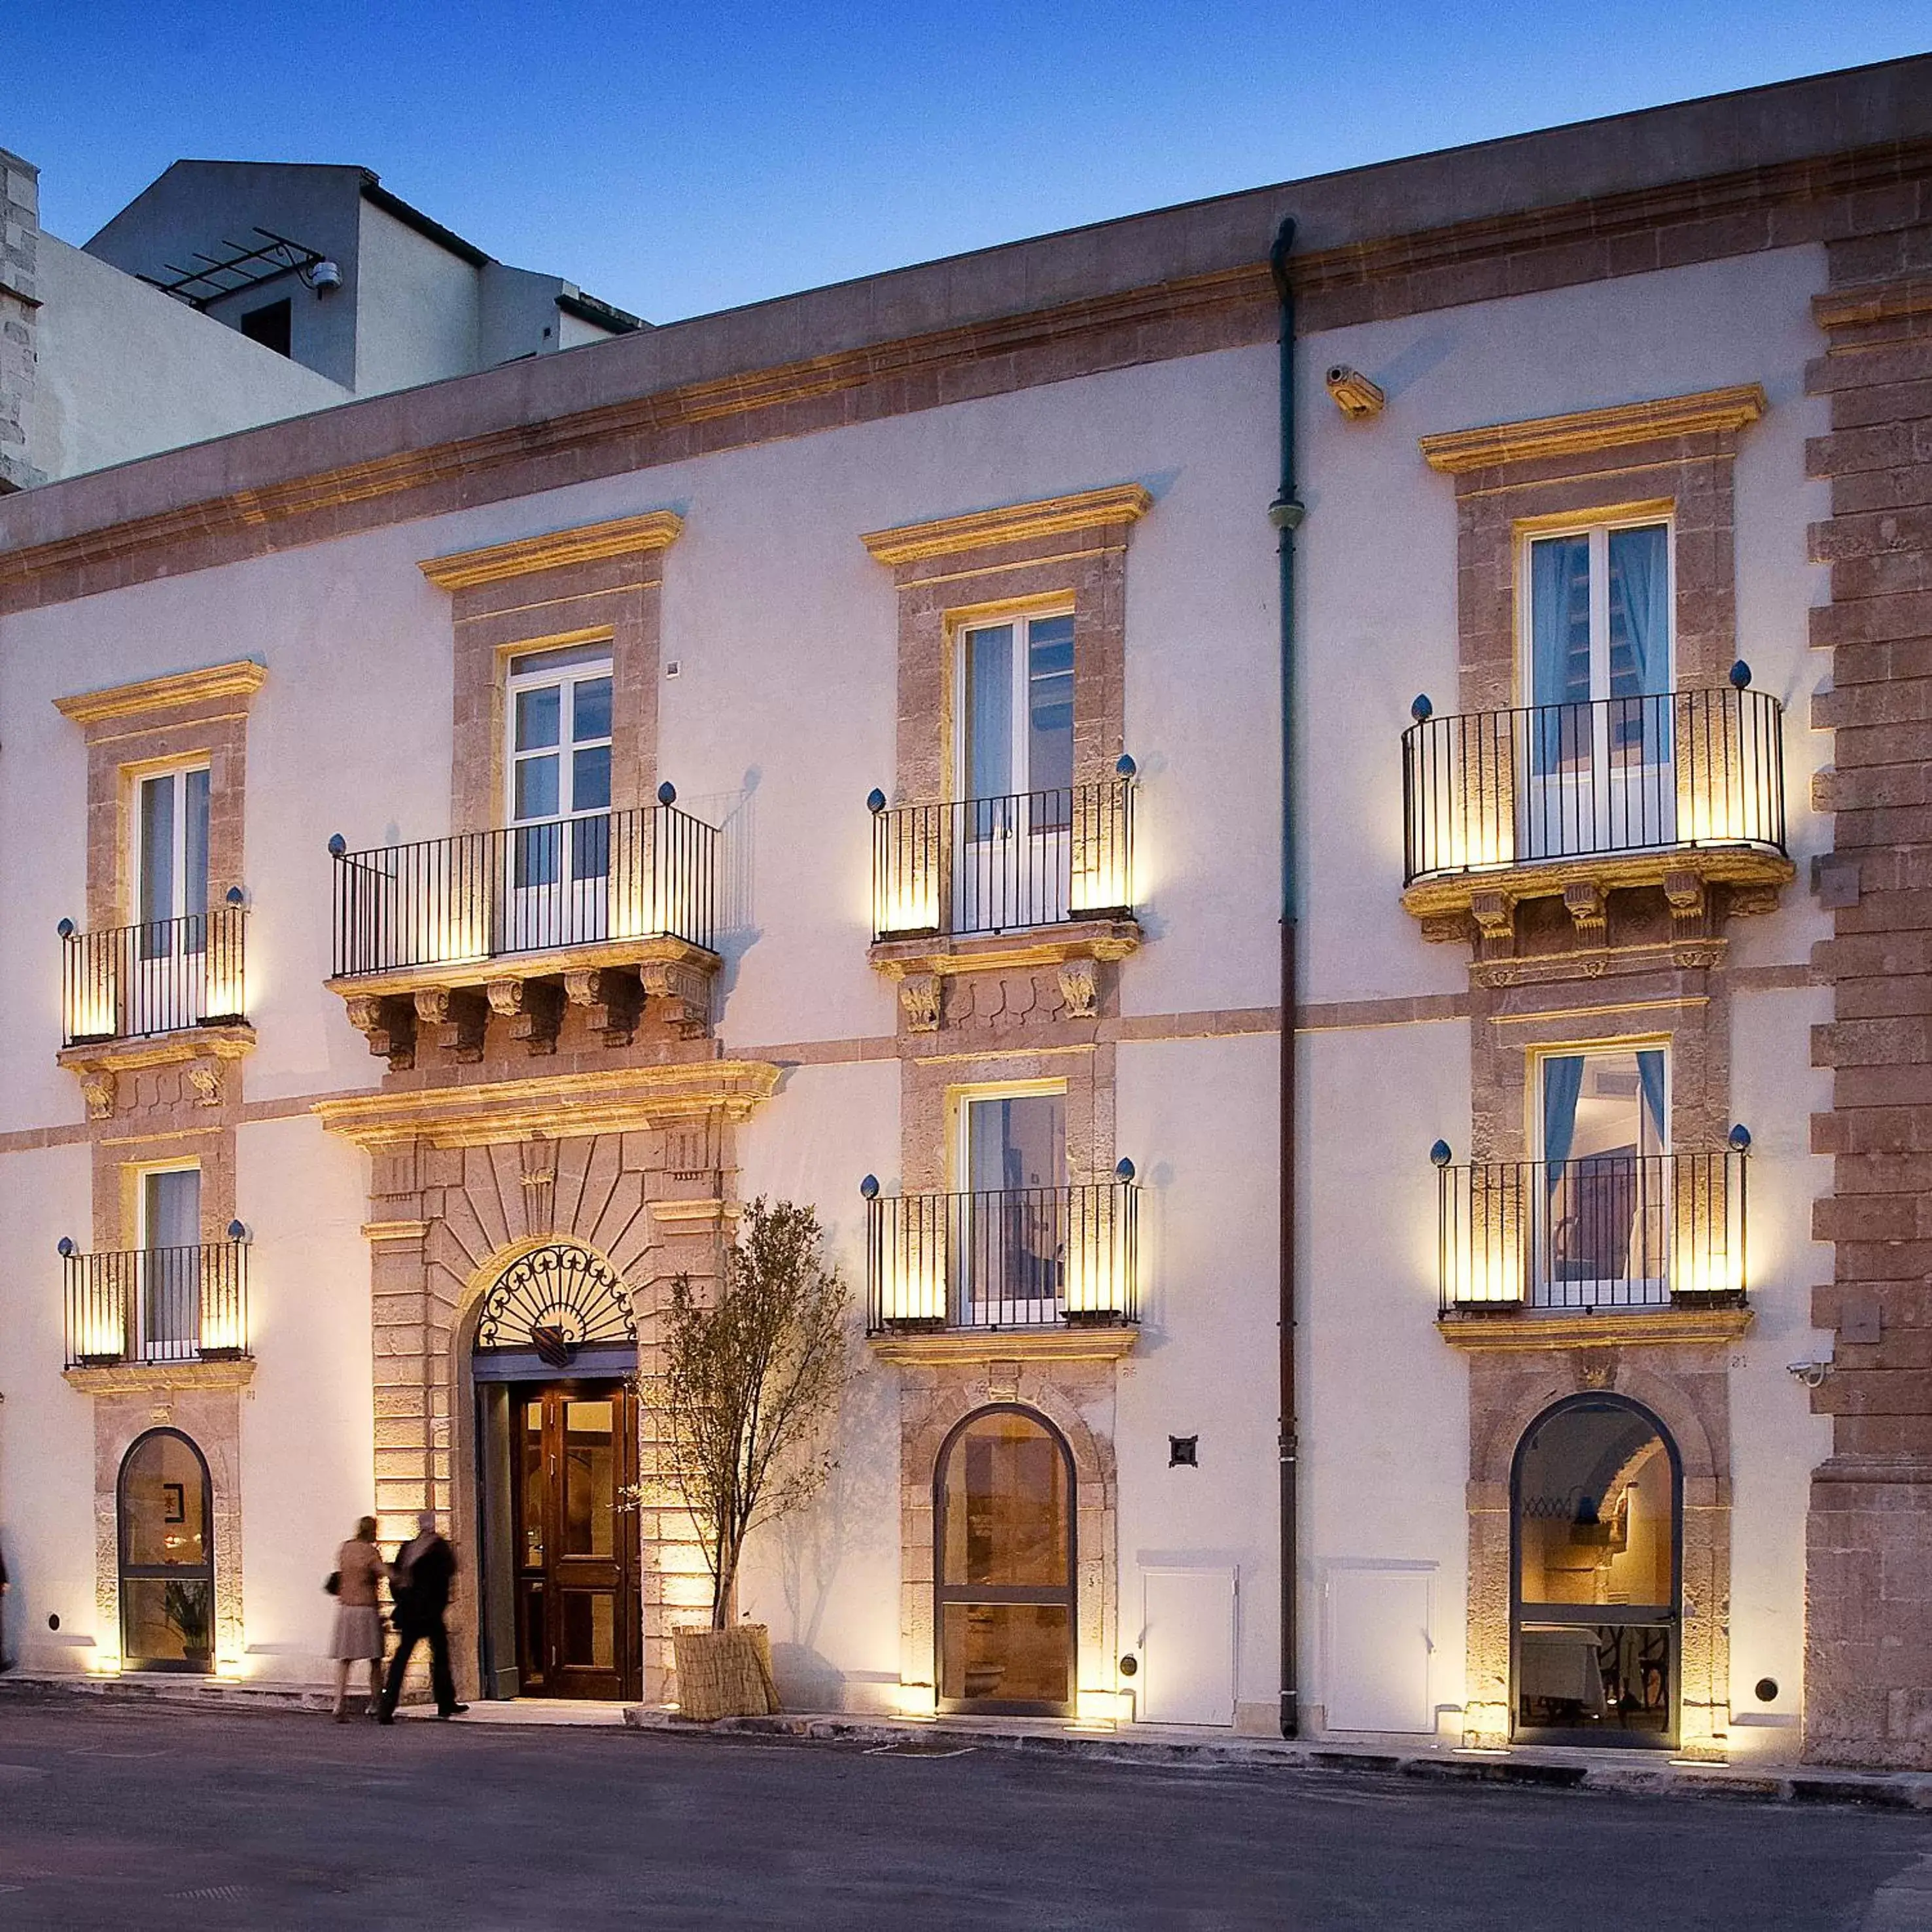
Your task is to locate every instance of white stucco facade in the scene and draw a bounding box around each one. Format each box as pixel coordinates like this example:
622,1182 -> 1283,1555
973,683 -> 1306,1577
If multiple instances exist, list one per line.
3,58 -> 1922,1760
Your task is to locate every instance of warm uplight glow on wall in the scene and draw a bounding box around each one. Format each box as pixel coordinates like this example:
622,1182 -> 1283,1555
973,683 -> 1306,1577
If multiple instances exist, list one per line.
877,1231 -> 946,1325
69,960 -> 118,1040
895,1683 -> 938,1719
1672,1242 -> 1744,1299
1062,1200 -> 1127,1318
428,901 -> 491,965
1443,821 -> 1516,872
1448,1240 -> 1523,1307
879,868 -> 941,936
74,1297 -> 126,1362
200,1293 -> 247,1358
1076,1688 -> 1131,1725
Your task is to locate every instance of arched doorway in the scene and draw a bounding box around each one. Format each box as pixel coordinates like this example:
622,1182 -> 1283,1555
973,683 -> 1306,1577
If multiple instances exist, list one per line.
471,1243 -> 641,1702
934,1405 -> 1076,1717
118,1429 -> 214,1674
1512,1395 -> 1681,1747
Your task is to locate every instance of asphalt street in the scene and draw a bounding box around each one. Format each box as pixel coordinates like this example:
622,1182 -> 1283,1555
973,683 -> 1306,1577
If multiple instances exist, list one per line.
1,1696 -> 1929,1929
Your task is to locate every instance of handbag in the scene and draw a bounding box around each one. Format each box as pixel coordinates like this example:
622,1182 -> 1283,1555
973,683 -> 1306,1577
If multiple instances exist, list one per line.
323,1571 -> 342,1597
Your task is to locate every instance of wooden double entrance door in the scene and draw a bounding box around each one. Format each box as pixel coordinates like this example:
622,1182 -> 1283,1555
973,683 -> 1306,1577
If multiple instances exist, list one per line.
512,1382 -> 641,1700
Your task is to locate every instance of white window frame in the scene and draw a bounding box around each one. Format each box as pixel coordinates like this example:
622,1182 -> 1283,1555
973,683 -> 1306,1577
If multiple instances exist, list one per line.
1515,511 -> 1676,709
131,762 -> 211,927
503,642 -> 615,832
951,601 -> 1076,805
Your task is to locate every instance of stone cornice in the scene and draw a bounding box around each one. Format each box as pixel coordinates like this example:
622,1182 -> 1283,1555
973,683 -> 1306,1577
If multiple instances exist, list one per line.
1418,385 -> 1768,475
860,485 -> 1153,567
867,1324 -> 1140,1365
312,1059 -> 783,1149
1436,1302 -> 1753,1351
53,659 -> 267,728
419,510 -> 684,590
63,1358 -> 256,1396
1812,275 -> 1932,332
3,132 -> 1925,611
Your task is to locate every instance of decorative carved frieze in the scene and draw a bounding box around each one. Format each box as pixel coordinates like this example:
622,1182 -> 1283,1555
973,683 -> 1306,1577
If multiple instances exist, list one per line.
57,1024 -> 255,1121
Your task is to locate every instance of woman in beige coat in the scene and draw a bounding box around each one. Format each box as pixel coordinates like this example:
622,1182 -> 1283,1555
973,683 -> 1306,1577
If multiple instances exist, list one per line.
329,1516 -> 387,1721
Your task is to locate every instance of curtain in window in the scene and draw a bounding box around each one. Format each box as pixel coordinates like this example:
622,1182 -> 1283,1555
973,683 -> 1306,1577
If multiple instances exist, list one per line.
1530,536 -> 1590,773
1636,1049 -> 1666,1151
1542,1055 -> 1585,1197
965,625 -> 1014,803
1608,525 -> 1670,697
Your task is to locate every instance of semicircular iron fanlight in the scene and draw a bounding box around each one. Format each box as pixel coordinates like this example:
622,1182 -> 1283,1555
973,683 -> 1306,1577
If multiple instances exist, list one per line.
475,1243 -> 636,1363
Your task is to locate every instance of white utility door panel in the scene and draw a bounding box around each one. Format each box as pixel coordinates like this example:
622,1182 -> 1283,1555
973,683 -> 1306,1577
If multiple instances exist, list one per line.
1140,1567 -> 1236,1727
1326,1565 -> 1433,1734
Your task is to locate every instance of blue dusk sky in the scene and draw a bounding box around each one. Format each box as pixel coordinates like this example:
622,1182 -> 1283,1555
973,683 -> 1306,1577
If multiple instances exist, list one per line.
12,2 -> 1929,323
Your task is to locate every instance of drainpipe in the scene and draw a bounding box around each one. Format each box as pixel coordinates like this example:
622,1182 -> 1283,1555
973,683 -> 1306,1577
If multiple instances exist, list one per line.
1269,216 -> 1305,1740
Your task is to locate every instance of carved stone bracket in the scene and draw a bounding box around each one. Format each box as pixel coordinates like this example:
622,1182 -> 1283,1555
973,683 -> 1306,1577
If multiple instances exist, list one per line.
639,957 -> 712,1039
187,1064 -> 223,1108
344,993 -> 416,1070
414,985 -> 489,1063
1662,868 -> 1709,943
487,976 -> 564,1056
565,966 -> 644,1045
1056,958 -> 1100,1020
80,1074 -> 115,1121
1562,880 -> 1606,945
899,972 -> 941,1033
1469,890 -> 1517,958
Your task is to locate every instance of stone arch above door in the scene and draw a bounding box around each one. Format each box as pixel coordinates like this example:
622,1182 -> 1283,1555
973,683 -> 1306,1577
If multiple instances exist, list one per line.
897,1354 -> 1119,1719
1462,1345 -> 1732,1753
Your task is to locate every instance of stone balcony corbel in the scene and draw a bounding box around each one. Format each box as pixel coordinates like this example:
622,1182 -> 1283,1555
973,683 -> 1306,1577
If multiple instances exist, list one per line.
57,1023 -> 256,1121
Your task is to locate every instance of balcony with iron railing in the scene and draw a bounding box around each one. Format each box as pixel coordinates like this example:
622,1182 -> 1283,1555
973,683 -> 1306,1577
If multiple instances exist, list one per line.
864,1170 -> 1140,1359
61,1236 -> 251,1376
1433,1140 -> 1753,1346
60,902 -> 249,1048
868,767 -> 1141,999
1399,676 -> 1793,938
325,790 -> 722,1064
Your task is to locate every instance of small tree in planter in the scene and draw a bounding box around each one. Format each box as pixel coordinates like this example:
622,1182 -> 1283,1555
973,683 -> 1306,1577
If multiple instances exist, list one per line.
656,1197 -> 849,1718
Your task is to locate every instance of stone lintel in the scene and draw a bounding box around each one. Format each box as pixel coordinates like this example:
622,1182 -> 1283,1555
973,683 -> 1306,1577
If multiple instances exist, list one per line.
52,658 -> 267,727
1418,383 -> 1767,474
860,485 -> 1151,567
312,1059 -> 784,1150
418,511 -> 683,590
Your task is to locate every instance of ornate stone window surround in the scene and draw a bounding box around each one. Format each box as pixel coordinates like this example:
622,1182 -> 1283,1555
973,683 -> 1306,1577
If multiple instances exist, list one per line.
864,485 -> 1149,997
1405,386 -> 1793,946
421,511 -> 680,837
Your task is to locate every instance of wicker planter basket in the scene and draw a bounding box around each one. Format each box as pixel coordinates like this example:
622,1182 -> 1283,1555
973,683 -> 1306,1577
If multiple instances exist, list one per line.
673,1623 -> 780,1721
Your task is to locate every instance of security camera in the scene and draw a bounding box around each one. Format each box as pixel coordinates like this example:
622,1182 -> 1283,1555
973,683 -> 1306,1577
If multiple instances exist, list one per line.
1325,365 -> 1386,421
304,258 -> 342,294
1787,1360 -> 1831,1388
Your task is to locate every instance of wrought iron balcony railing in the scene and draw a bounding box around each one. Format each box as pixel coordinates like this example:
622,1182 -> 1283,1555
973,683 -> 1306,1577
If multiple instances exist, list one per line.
63,1239 -> 250,1367
330,801 -> 717,979
1403,686 -> 1785,885
871,777 -> 1134,943
1435,1149 -> 1748,1314
866,1178 -> 1139,1333
60,906 -> 248,1047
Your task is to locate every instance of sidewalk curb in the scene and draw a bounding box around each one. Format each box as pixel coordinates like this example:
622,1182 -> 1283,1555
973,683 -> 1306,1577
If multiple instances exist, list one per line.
622,1707 -> 1932,1809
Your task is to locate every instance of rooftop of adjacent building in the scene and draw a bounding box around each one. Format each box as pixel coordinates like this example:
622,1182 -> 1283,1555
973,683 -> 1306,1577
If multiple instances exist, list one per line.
2,49 -> 1927,559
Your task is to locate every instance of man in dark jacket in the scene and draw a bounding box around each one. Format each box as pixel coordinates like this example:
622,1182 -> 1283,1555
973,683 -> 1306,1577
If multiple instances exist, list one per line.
377,1511 -> 466,1721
